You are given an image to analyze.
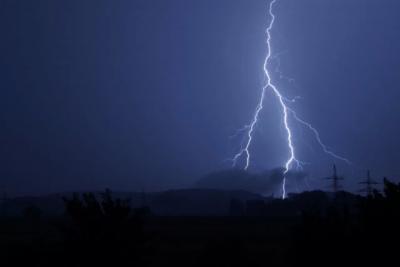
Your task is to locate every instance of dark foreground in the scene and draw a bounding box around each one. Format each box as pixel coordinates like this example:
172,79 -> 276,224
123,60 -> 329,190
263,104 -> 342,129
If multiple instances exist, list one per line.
1,179 -> 400,267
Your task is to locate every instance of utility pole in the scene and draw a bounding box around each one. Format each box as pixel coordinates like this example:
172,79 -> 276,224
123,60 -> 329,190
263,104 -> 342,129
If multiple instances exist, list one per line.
359,170 -> 379,196
326,164 -> 344,193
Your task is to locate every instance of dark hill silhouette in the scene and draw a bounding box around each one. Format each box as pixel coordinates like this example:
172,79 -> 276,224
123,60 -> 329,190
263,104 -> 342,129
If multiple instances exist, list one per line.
194,168 -> 308,195
194,169 -> 283,195
149,189 -> 263,216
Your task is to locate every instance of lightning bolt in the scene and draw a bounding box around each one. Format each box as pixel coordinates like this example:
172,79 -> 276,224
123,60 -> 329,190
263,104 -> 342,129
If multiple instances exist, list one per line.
232,0 -> 350,199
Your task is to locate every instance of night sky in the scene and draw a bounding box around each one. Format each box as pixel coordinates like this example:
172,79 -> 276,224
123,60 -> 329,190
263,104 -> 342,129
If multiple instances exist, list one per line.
1,0 -> 400,196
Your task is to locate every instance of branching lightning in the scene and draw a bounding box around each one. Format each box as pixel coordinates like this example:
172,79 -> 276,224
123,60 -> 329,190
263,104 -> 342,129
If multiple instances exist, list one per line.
288,108 -> 352,165
232,0 -> 350,199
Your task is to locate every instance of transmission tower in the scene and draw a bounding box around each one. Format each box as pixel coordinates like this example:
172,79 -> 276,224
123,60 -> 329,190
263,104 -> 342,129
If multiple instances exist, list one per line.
326,164 -> 344,193
359,170 -> 379,196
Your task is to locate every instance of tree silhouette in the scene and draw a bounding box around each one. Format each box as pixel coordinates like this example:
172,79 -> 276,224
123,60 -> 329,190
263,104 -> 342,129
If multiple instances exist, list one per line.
62,189 -> 149,267
289,177 -> 400,267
